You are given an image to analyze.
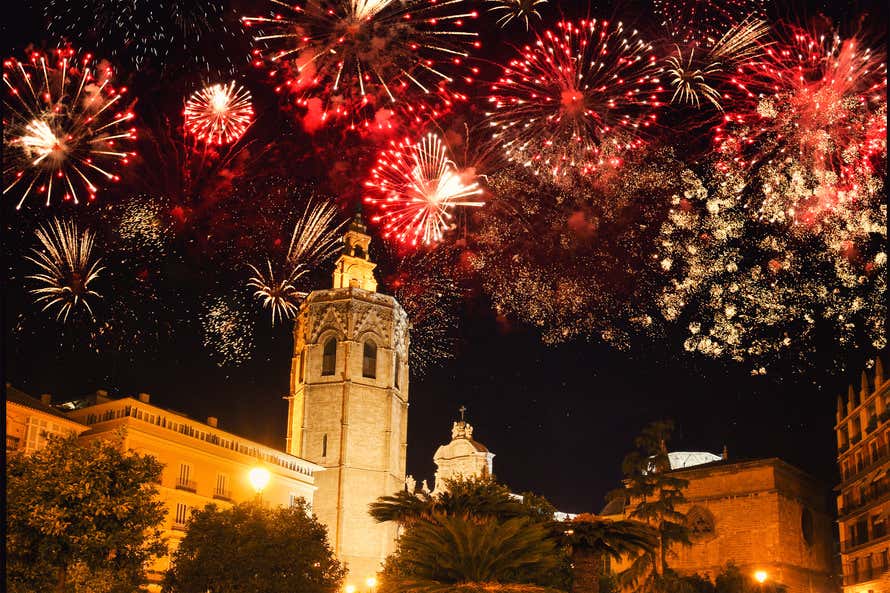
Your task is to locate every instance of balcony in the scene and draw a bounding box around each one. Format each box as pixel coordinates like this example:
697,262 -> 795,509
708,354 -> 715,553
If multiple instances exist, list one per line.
840,531 -> 890,553
843,565 -> 890,586
839,481 -> 890,518
212,488 -> 232,501
841,444 -> 890,484
172,521 -> 187,532
175,479 -> 197,493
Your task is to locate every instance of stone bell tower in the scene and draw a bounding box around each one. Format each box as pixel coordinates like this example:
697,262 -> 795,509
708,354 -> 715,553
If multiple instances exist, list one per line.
286,211 -> 410,582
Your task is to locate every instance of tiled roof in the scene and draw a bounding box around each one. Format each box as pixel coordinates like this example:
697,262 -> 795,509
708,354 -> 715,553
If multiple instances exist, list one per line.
5,385 -> 81,422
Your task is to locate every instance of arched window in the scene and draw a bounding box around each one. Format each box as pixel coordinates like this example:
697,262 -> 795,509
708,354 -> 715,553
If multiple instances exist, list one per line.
322,434 -> 328,458
362,340 -> 377,378
322,338 -> 337,376
394,352 -> 400,389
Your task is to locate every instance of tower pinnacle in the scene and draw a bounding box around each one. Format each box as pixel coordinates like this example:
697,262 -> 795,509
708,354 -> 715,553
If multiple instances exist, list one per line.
332,209 -> 377,291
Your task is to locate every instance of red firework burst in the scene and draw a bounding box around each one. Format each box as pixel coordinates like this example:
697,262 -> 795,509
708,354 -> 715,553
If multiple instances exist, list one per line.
364,133 -> 484,247
715,26 -> 887,224
485,19 -> 664,180
3,48 -> 136,209
242,0 -> 480,132
184,81 -> 254,145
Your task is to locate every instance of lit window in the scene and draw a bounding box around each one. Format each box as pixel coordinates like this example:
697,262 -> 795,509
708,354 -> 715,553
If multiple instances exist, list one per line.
362,340 -> 377,378
322,338 -> 337,376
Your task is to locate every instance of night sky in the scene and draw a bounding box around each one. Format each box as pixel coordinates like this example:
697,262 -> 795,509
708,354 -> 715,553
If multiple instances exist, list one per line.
2,0 -> 886,513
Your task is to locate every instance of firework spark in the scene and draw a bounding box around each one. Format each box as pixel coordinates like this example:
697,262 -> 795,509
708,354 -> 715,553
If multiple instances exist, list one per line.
45,0 -> 240,71
364,133 -> 484,247
242,0 -> 480,130
653,0 -> 766,47
654,165 -> 886,373
485,19 -> 663,180
485,0 -> 547,29
247,198 -> 345,324
201,296 -> 255,366
184,82 -> 254,145
3,48 -> 136,209
25,218 -> 105,322
387,246 -> 464,374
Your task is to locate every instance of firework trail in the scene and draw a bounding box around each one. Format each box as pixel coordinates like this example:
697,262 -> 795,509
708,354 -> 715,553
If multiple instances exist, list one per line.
664,18 -> 769,111
3,48 -> 136,209
248,197 -> 345,324
364,132 -> 484,247
184,82 -> 255,145
485,0 -> 547,30
242,0 -> 480,130
25,218 -> 105,322
485,19 -> 664,180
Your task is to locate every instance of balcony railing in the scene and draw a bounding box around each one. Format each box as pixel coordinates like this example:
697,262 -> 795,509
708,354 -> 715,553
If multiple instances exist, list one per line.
840,531 -> 890,553
212,488 -> 232,501
839,481 -> 890,517
172,521 -> 187,532
843,564 -> 890,585
841,444 -> 890,483
175,479 -> 197,493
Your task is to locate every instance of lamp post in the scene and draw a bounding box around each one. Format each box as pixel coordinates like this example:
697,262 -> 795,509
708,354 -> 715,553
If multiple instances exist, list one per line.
365,576 -> 378,592
754,570 -> 768,592
248,466 -> 271,503
344,585 -> 356,593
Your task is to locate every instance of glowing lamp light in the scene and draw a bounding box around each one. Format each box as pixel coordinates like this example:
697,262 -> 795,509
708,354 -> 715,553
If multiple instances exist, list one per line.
248,466 -> 271,493
365,576 -> 378,588
344,585 -> 356,593
754,570 -> 768,584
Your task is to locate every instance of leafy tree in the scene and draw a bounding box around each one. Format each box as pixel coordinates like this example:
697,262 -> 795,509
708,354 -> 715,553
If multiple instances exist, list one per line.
609,420 -> 691,592
163,499 -> 344,593
6,432 -> 167,593
380,512 -> 564,593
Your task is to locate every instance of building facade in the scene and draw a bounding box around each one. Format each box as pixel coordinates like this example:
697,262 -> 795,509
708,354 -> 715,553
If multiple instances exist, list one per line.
605,454 -> 835,593
836,357 -> 890,592
5,385 -> 87,454
287,212 -> 410,582
45,390 -> 320,587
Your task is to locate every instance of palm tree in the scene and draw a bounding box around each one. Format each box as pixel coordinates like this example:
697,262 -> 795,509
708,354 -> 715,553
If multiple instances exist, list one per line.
370,476 -> 533,525
548,514 -> 657,593
379,512 -> 565,593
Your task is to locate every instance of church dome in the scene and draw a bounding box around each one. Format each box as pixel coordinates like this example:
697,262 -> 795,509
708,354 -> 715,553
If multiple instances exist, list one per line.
668,451 -> 722,469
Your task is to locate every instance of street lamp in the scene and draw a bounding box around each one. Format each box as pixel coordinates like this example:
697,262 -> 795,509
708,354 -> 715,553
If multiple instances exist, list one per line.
754,570 -> 767,584
365,576 -> 378,592
249,466 -> 271,502
344,585 -> 356,593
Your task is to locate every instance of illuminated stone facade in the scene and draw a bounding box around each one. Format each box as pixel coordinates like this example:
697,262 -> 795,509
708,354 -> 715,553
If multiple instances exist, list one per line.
836,357 -> 890,592
287,212 -> 410,583
432,418 -> 495,494
606,456 -> 835,593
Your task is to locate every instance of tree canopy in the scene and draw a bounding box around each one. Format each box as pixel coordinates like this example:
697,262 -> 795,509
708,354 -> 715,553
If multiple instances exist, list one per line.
162,499 -> 345,593
6,432 -> 167,593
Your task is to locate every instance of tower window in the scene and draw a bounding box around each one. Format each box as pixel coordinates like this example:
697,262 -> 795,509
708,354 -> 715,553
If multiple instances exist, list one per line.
362,340 -> 377,379
394,352 -> 400,389
363,340 -> 377,378
322,338 -> 337,376
298,352 -> 304,382
322,434 -> 328,457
